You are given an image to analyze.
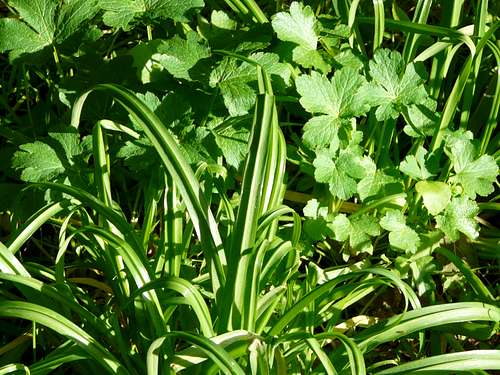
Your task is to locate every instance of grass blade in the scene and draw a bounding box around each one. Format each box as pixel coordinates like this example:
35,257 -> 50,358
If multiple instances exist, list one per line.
128,276 -> 214,337
270,268 -> 420,336
0,273 -> 111,336
0,301 -> 128,375
278,331 -> 366,375
75,225 -> 166,336
0,242 -> 30,276
305,338 -> 338,375
7,202 -> 66,255
359,18 -> 475,54
30,342 -> 87,375
402,0 -> 433,62
71,84 -> 226,293
373,0 -> 385,51
357,302 -> 500,352
147,332 -> 246,375
224,92 -> 276,330
168,330 -> 257,372
431,22 -> 500,151
0,364 -> 30,374
479,40 -> 500,155
435,247 -> 494,301
374,350 -> 500,374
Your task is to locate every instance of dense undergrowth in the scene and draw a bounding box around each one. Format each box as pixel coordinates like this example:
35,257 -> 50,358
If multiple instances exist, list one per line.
0,0 -> 499,374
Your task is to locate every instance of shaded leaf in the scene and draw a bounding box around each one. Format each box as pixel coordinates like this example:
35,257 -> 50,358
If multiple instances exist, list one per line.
11,130 -> 82,183
210,52 -> 290,116
330,214 -> 380,255
99,0 -> 204,30
213,122 -> 250,169
0,0 -> 99,59
403,97 -> 439,137
155,32 -> 210,81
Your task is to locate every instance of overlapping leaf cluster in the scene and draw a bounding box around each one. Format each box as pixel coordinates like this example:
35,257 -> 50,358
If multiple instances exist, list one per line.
277,4 -> 497,261
3,0 -> 497,298
0,0 -> 499,374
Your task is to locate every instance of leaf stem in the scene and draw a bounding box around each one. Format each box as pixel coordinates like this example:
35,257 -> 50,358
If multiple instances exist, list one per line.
479,41 -> 500,155
350,193 -> 406,219
372,0 -> 385,51
375,118 -> 395,166
52,45 -> 63,76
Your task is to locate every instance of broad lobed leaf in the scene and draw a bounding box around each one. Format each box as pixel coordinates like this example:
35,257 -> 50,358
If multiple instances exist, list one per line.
99,0 -> 204,30
271,2 -> 318,50
444,130 -> 498,199
357,49 -> 428,121
0,0 -> 99,59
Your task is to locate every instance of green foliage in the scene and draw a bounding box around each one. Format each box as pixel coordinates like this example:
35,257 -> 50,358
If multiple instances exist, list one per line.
296,68 -> 368,149
0,0 -> 499,374
416,180 -> 451,215
444,130 -> 498,199
380,210 -> 420,253
331,213 -> 381,255
313,139 -> 375,201
271,2 -> 329,73
436,196 -> 480,241
0,0 -> 100,59
399,146 -> 434,180
12,129 -> 84,182
210,52 -> 291,116
358,49 -> 428,121
154,31 -> 210,81
99,0 -> 204,30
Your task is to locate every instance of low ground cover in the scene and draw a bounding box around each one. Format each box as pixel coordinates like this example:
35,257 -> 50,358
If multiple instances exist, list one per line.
0,0 -> 499,374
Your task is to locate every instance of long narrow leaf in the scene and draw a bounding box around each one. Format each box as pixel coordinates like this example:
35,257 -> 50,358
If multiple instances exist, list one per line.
128,276 -> 214,337
0,273 -> 111,336
270,268 -> 420,336
147,331 -> 246,375
0,242 -> 30,276
168,330 -> 258,372
71,84 -> 226,292
358,17 -> 475,54
0,364 -> 30,374
30,342 -> 87,375
75,225 -> 166,336
224,92 -> 276,331
374,350 -> 500,374
0,301 -> 128,375
357,302 -> 500,352
7,202 -> 66,255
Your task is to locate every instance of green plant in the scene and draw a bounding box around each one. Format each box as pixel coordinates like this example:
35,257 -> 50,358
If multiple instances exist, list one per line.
0,0 -> 499,374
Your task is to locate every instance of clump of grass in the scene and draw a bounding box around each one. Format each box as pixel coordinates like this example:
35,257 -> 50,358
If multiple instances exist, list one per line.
0,1 -> 499,374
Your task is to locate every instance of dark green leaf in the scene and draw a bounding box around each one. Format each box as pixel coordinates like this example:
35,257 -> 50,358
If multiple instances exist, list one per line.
100,0 -> 204,30
155,32 -> 210,81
